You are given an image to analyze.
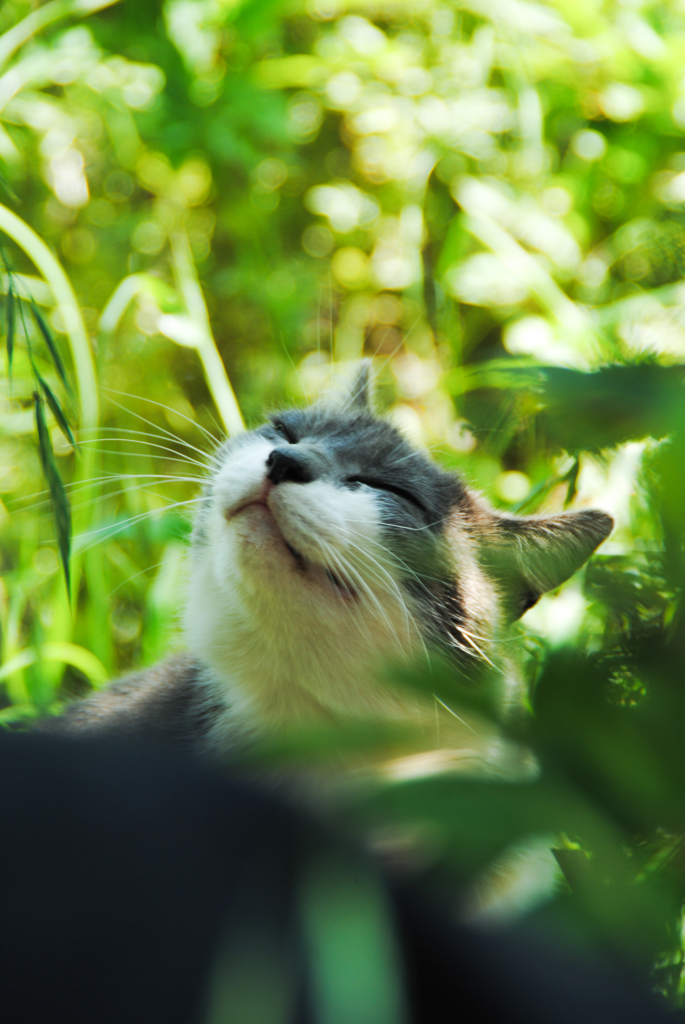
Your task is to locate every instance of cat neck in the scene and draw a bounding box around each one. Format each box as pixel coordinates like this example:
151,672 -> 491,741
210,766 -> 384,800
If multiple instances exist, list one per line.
184,550 -> 425,738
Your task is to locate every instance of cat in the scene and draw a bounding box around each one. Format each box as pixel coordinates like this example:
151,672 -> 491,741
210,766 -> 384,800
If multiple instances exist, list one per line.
50,365 -> 612,779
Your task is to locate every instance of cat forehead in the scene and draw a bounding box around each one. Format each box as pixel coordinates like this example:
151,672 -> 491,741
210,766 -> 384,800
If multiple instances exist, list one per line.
272,406 -> 416,461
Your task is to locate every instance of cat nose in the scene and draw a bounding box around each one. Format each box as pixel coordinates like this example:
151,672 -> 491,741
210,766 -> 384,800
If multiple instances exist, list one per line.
266,448 -> 313,485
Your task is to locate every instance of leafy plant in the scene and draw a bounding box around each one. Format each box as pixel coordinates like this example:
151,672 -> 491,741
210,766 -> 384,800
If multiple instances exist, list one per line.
2,250 -> 74,591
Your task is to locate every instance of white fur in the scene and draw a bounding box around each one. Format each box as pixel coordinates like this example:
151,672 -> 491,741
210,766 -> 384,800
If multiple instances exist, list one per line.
185,436 -> 428,748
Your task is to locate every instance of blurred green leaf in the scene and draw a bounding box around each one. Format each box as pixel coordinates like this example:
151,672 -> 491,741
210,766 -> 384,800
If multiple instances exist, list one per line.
532,365 -> 685,452
358,775 -> 671,968
384,655 -> 502,725
358,776 -> 616,871
238,720 -> 422,767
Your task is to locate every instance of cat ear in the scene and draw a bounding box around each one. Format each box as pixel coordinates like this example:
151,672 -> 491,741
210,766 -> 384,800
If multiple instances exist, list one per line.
346,360 -> 373,412
479,508 -> 613,620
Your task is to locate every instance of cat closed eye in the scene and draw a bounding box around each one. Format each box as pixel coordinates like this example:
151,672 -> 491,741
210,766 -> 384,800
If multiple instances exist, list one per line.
272,421 -> 297,444
347,476 -> 426,513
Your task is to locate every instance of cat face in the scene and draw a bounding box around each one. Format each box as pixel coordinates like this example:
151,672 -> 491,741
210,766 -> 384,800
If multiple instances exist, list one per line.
187,366 -> 612,696
195,403 -> 463,598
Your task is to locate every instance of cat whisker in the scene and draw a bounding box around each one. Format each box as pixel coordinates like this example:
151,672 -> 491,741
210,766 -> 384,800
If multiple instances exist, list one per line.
278,331 -> 308,402
103,389 -> 219,445
29,493 -> 197,540
32,499 -> 201,588
344,544 -> 413,634
107,558 -> 170,598
16,475 -> 204,519
72,497 -> 204,552
316,539 -> 410,653
433,694 -> 478,734
455,625 -> 500,645
445,634 -> 481,660
457,629 -> 499,670
313,542 -> 391,654
77,438 -> 212,471
389,444 -> 448,468
36,481 -> 200,520
7,476 -> 118,509
80,426 -> 216,466
354,538 -> 495,667
358,535 -> 439,597
341,538 -> 422,653
312,542 -> 372,638
344,515 -> 440,533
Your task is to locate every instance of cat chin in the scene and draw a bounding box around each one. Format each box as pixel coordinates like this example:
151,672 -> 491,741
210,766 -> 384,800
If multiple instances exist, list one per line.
230,501 -> 288,553
220,528 -> 359,606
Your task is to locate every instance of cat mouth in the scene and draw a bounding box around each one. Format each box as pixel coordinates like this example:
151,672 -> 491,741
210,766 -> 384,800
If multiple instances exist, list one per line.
230,502 -> 357,601
283,539 -> 356,601
283,538 -> 305,568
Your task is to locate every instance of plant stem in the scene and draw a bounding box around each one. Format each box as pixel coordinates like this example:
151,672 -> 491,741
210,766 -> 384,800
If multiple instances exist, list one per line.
0,0 -> 120,73
170,229 -> 244,436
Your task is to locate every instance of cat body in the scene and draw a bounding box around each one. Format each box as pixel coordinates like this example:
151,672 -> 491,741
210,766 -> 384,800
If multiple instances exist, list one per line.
55,368 -> 613,776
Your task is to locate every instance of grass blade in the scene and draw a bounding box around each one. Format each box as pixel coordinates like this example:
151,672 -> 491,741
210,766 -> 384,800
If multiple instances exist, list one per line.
5,282 -> 14,379
37,372 -> 75,448
33,391 -> 71,596
30,299 -> 71,395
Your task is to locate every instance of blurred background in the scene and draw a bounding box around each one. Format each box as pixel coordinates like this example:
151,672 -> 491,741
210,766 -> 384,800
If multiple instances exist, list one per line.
3,0 -> 685,1008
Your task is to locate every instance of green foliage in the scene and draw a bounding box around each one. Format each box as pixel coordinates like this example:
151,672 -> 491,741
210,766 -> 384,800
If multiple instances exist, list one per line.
3,0 -> 685,1007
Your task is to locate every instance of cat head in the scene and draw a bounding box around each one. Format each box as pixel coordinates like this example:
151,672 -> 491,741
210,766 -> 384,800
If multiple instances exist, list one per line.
187,365 -> 612,688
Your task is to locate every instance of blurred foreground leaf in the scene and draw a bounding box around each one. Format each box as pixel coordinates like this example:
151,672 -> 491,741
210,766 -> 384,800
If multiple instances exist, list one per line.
534,365 -> 685,453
